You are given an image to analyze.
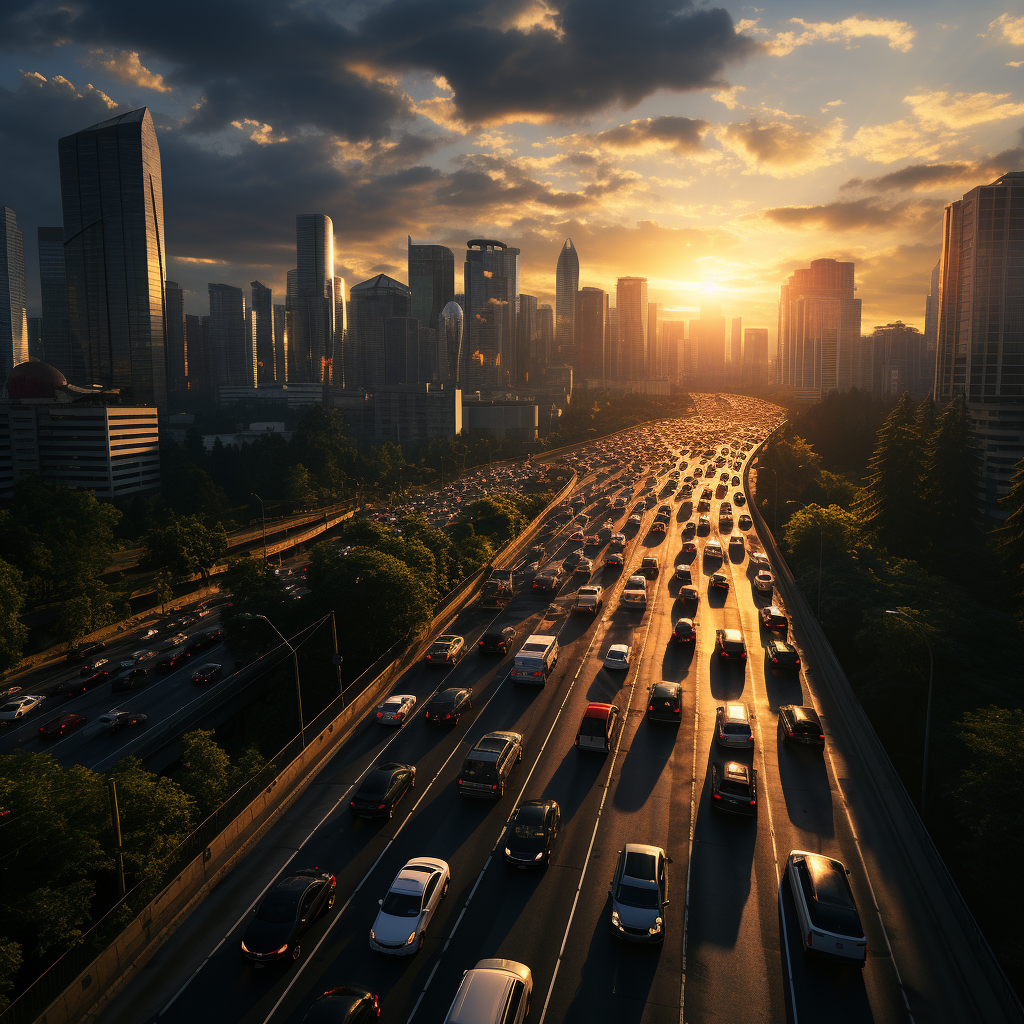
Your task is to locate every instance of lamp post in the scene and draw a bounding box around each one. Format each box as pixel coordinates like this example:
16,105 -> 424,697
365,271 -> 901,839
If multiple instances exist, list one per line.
241,613 -> 304,746
251,493 -> 267,562
885,609 -> 934,816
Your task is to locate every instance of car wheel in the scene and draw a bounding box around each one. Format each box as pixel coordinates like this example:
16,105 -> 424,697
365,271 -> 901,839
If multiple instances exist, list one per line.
291,943 -> 301,961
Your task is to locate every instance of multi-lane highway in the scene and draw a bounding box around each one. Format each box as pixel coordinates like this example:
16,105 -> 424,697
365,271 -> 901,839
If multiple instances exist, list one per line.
92,396 -> 1010,1024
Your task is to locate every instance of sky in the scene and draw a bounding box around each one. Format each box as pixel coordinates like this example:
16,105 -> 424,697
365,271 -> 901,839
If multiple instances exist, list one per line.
1,0 -> 1023,343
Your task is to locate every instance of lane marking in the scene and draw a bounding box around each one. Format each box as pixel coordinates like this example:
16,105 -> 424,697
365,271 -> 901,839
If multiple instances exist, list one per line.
777,882 -> 799,1024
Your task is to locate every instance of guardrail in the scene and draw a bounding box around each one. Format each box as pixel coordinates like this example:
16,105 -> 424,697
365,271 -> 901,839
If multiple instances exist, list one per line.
3,470 -> 579,1024
745,441 -> 1024,1024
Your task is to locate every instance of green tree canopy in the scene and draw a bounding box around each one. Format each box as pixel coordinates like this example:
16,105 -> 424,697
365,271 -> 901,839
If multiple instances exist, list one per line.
0,559 -> 29,672
144,515 -> 228,585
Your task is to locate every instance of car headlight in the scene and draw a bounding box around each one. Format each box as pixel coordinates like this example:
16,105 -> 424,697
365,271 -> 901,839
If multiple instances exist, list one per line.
370,930 -> 375,941
534,851 -> 545,861
274,944 -> 289,955
406,931 -> 418,945
504,847 -> 512,856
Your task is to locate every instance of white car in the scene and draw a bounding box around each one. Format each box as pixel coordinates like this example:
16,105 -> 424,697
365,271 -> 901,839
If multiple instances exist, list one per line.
786,851 -> 867,965
369,857 -> 450,954
443,960 -> 532,1024
750,550 -> 770,568
604,644 -> 631,670
753,569 -> 775,593
375,694 -> 417,725
704,540 -> 723,559
0,695 -> 45,721
140,627 -> 159,639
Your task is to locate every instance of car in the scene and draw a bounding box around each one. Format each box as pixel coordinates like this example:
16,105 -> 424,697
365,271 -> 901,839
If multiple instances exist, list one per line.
604,643 -> 631,670
709,572 -> 729,592
711,761 -> 757,815
658,504 -> 672,515
609,844 -> 670,943
187,628 -> 224,654
576,701 -> 623,753
561,549 -> 585,571
738,513 -> 752,529
189,662 -> 223,685
478,626 -> 517,654
369,857 -> 450,954
98,710 -> 149,732
731,476 -> 740,486
679,584 -> 699,603
671,618 -> 696,644
573,557 -> 594,575
442,960 -> 532,1024
704,540 -> 723,559
532,568 -> 562,593
375,693 -> 417,724
629,513 -> 642,525
61,670 -> 109,698
778,705 -> 825,748
157,649 -> 189,672
569,529 -> 585,542
584,534 -> 600,547
350,762 -> 416,817
609,532 -> 626,550
38,713 -> 86,737
502,799 -> 560,868
621,575 -> 648,607
301,986 -> 380,1023
734,492 -> 746,506
767,638 -> 801,671
760,605 -> 789,633
113,667 -> 150,692
786,851 -> 867,965
674,565 -> 692,584
604,552 -> 624,567
425,634 -> 465,667
573,586 -> 604,615
139,627 -> 160,640
750,550 -> 770,568
715,702 -> 754,748
65,641 -> 105,663
753,569 -> 775,593
457,731 -> 523,798
178,614 -> 198,627
0,695 -> 45,722
639,556 -> 659,577
241,868 -> 337,965
162,632 -> 189,648
698,515 -> 711,532
647,682 -> 682,722
80,658 -> 109,676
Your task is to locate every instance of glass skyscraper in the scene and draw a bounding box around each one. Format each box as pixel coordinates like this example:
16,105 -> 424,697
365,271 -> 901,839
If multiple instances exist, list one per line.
58,107 -> 167,408
293,214 -> 335,383
555,238 -> 579,366
208,283 -> 253,388
250,280 -> 276,383
348,274 -> 411,390
464,239 -> 519,390
37,226 -> 72,379
165,281 -> 187,398
408,238 -> 455,335
616,277 -> 648,381
0,208 -> 28,389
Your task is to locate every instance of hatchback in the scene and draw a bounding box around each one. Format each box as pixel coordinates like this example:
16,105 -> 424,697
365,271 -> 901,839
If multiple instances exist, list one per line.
711,761 -> 757,815
609,844 -> 670,943
647,682 -> 682,722
715,702 -> 754,748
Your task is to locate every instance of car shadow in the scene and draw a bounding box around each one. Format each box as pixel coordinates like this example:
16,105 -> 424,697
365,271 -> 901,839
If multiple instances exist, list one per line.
587,666 -> 631,702
708,653 -> 746,700
558,615 -> 596,646
762,662 -> 804,712
613,715 -> 677,811
661,641 -> 695,681
706,586 -> 728,609
542,746 -> 608,822
776,731 -> 835,836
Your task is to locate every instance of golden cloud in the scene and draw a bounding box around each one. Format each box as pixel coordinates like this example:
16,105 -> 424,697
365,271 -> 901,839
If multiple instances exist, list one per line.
764,15 -> 915,57
904,89 -> 1024,128
717,116 -> 846,176
848,118 -> 944,164
988,13 -> 1024,45
85,50 -> 171,93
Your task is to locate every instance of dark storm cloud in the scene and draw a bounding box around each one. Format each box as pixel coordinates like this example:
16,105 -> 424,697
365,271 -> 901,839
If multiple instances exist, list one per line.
597,116 -> 710,153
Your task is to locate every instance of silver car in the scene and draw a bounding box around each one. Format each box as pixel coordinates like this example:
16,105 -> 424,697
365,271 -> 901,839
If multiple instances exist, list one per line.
369,857 -> 450,955
609,843 -> 670,943
375,693 -> 416,725
786,851 -> 867,965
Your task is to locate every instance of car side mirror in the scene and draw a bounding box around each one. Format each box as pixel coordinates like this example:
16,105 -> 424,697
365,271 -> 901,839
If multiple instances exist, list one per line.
662,899 -> 670,906
378,898 -> 384,905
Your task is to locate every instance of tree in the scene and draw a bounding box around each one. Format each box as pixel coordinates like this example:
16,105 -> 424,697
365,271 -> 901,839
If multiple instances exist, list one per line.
1000,453 -> 1024,593
55,581 -> 125,647
285,464 -> 316,505
0,559 -> 28,672
784,504 -> 866,565
0,937 -> 23,1011
914,393 -> 938,441
174,729 -> 234,818
290,406 -> 356,492
144,515 -> 227,586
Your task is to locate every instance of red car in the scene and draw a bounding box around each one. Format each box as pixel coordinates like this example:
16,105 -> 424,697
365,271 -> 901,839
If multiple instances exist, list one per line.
39,713 -> 86,737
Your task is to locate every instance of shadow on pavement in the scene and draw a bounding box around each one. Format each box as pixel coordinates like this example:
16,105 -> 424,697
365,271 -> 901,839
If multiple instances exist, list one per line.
612,716 -> 677,811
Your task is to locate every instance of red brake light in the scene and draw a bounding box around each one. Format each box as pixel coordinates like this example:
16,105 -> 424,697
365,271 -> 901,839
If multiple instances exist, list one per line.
648,705 -> 654,711
673,708 -> 680,713
377,803 -> 386,810
807,931 -> 813,947
376,712 -> 383,718
350,800 -> 356,807
492,784 -> 498,791
394,712 -> 404,720
425,710 -> 430,717
713,792 -> 721,799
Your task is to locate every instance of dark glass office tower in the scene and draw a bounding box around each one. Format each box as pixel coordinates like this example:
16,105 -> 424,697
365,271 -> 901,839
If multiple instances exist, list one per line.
293,214 -> 335,383
208,283 -> 252,387
555,238 -> 579,365
37,226 -> 72,379
59,107 -> 167,408
464,239 -> 518,390
409,237 -> 455,335
250,280 -> 276,382
0,207 -> 28,388
349,274 -> 411,390
165,281 -> 187,399
575,287 -> 606,379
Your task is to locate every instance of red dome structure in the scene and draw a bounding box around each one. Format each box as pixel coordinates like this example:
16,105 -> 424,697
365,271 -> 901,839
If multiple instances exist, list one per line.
5,361 -> 68,400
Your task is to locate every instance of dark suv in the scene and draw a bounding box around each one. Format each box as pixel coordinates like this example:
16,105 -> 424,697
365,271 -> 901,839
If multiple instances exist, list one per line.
478,627 -> 517,654
766,637 -> 800,671
457,731 -> 523,799
778,705 -> 825,749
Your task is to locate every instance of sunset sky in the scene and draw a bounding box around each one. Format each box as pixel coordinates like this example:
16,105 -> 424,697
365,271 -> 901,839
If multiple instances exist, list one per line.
2,0 -> 1023,342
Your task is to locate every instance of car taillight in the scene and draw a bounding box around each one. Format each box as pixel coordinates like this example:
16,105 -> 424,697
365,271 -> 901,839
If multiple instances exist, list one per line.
376,712 -> 383,718
713,792 -> 721,799
458,778 -> 463,785
425,710 -> 430,717
772,656 -> 778,664
492,784 -> 498,791
426,654 -> 432,660
819,734 -> 825,739
479,640 -> 484,645
648,705 -> 654,711
394,712 -> 404,720
807,931 -> 813,947
445,713 -> 451,719
673,708 -> 680,714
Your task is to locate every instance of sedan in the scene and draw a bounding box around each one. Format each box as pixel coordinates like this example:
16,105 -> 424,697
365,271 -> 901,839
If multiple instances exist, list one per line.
241,868 -> 336,965
604,552 -> 624,567
753,569 -> 775,593
711,761 -> 757,816
0,695 -> 45,722
767,638 -> 801,671
738,514 -> 752,529
478,626 -> 517,654
350,762 -> 416,818
80,658 -> 109,676
157,650 -> 189,672
671,618 -> 696,644
61,671 -> 109,698
370,858 -> 450,955
674,565 -> 692,583
533,568 -> 562,593
609,844 -> 669,943
604,644 -> 631,670
640,557 -> 659,578
503,799 -> 560,868
423,688 -> 472,725
301,986 -> 379,1024
192,663 -> 224,685
647,682 -> 682,723
375,694 -> 416,725
38,713 -> 86,737
709,572 -> 729,592
573,557 -> 594,576
679,584 -> 699,604
787,851 -> 867,965
778,705 -> 825,748
98,710 -> 148,732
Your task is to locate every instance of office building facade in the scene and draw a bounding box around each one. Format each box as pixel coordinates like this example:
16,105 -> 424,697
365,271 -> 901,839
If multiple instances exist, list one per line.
518,293 -> 541,380
37,226 -> 72,378
208,283 -> 253,389
538,304 -> 554,366
555,238 -> 579,365
439,300 -> 464,385
273,304 -> 288,382
616,278 -> 648,380
58,108 -> 167,408
575,287 -> 607,379
741,328 -> 769,385
165,281 -> 187,399
408,238 -> 455,334
464,239 -> 519,390
0,208 -> 28,390
292,214 -> 335,383
349,274 -> 411,390
250,280 -> 277,383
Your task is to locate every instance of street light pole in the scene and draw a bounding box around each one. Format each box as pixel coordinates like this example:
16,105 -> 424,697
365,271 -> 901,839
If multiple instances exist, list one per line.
886,609 -> 934,815
248,613 -> 304,746
251,493 -> 267,562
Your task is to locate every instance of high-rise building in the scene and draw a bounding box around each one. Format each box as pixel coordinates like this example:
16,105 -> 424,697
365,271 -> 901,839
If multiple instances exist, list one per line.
616,278 -> 648,380
286,269 -> 298,383
439,301 -> 464,385
58,108 -> 167,407
870,321 -> 928,400
741,328 -> 769,385
165,281 -> 187,399
692,298 -> 726,389
207,283 -> 253,389
923,259 -> 940,395
729,317 -> 742,382
334,276 -> 346,388
518,294 -> 541,379
662,320 -> 686,384
184,314 -> 210,395
273,304 -> 288,383
606,307 -> 619,377
777,258 -> 861,402
293,214 -> 335,383
37,226 -> 71,378
555,238 -> 579,365
27,317 -> 43,361
250,280 -> 276,383
575,287 -> 606,379
935,171 -> 1024,516
464,239 -> 519,390
408,238 -> 455,334
648,302 -> 661,377
0,208 -> 28,389
383,317 -> 436,385
538,304 -> 554,367
349,274 -> 411,390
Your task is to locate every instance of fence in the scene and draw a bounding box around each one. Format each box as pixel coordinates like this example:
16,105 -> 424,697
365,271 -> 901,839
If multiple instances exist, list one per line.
2,470 -> 577,1024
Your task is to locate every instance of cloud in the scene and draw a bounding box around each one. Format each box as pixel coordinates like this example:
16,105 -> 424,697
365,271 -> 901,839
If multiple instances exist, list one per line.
848,118 -> 944,164
904,90 -> 1024,128
753,197 -> 943,234
85,50 -> 171,93
764,15 -> 915,57
717,115 -> 845,176
988,14 -> 1024,45
712,86 -> 746,110
841,141 -> 1024,193
585,116 -> 711,157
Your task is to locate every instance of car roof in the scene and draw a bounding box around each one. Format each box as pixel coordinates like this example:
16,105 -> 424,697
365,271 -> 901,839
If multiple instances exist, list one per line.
724,702 -> 748,721
608,643 -> 629,653
766,605 -> 785,616
584,702 -> 613,719
723,761 -> 750,783
391,865 -> 434,894
722,628 -> 743,642
447,969 -> 515,1024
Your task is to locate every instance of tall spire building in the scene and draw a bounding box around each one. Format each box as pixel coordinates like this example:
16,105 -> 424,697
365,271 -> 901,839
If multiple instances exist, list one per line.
555,238 -> 579,365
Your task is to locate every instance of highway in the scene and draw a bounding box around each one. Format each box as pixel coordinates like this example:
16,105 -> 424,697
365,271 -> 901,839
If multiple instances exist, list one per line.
91,396 -> 1010,1024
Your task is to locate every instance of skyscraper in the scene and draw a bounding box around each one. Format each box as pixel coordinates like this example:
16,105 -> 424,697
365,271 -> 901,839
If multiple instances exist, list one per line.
348,274 -> 411,390
273,304 -> 288,383
0,208 -> 28,388
250,280 -> 276,383
184,314 -> 210,395
555,238 -> 579,365
37,226 -> 71,378
58,108 -> 167,407
923,259 -> 940,393
663,321 -> 686,384
286,269 -> 298,383
27,317 -> 43,360
935,171 -> 1024,516
439,301 -> 464,385
777,258 -> 861,402
384,317 -> 431,385
873,321 -> 928,399
408,238 -> 455,334
538,304 -> 554,367
207,283 -> 253,389
575,287 -> 606,379
464,239 -> 518,389
742,328 -> 769,385
293,214 -> 335,383
165,281 -> 187,399
334,276 -> 346,388
616,278 -> 648,380
729,317 -> 742,382
693,298 -> 726,389
518,294 -> 540,379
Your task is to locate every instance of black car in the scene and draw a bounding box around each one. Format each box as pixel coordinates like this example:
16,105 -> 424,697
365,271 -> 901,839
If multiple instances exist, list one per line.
241,868 -> 337,965
302,986 -> 380,1024
478,627 -> 517,655
502,799 -> 560,868
187,628 -> 224,655
533,568 -> 562,594
65,641 -> 105,663
671,618 -> 696,644
647,682 -> 682,722
766,637 -> 801,671
191,663 -> 223,684
349,762 -> 416,818
157,649 -> 189,672
111,667 -> 148,693
423,687 -> 472,724
778,705 -> 825,749
61,671 -> 109,698
457,731 -> 523,799
711,761 -> 757,815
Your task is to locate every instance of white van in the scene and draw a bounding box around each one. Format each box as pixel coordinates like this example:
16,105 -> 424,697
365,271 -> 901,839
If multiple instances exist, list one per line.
511,634 -> 559,683
444,959 -> 533,1024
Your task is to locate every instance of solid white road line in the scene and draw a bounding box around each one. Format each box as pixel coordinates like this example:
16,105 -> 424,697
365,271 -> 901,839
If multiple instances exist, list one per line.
777,881 -> 799,1024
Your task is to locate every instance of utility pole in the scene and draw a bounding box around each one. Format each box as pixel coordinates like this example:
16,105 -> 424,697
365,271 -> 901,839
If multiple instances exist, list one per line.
330,610 -> 344,705
108,778 -> 125,897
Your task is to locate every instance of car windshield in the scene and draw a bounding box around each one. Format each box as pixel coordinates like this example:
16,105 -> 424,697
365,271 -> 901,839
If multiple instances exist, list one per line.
724,723 -> 749,735
256,892 -> 299,923
607,650 -> 626,660
434,691 -> 458,705
381,891 -> 421,917
653,686 -> 677,703
513,806 -> 547,838
578,717 -> 607,737
720,778 -> 749,796
616,882 -> 660,908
